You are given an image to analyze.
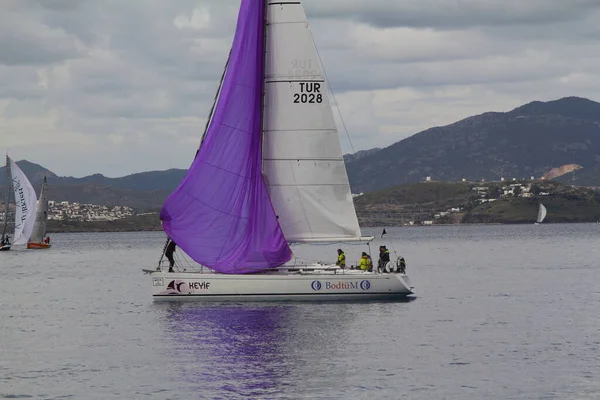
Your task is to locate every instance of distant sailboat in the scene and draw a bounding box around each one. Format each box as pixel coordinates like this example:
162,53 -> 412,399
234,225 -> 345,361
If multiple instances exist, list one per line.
144,0 -> 414,301
0,156 -> 11,251
27,176 -> 51,249
1,156 -> 38,250
535,203 -> 547,225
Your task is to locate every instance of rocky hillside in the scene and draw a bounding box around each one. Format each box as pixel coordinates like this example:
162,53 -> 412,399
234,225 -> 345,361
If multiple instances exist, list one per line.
346,97 -> 600,192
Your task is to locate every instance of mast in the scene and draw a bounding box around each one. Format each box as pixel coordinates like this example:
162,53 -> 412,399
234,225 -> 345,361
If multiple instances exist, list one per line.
260,0 -> 268,174
1,155 -> 9,241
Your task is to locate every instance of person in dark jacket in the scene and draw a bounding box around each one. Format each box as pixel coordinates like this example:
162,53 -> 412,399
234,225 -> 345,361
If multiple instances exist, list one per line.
165,239 -> 177,272
378,246 -> 391,272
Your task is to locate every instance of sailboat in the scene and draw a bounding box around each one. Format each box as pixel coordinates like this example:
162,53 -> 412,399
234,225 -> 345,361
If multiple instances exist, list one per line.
27,176 -> 51,249
144,0 -> 415,301
0,156 -> 38,250
0,157 -> 10,251
535,203 -> 547,225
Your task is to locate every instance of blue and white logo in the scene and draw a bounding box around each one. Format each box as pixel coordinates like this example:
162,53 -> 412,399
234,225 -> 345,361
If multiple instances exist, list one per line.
360,280 -> 371,290
311,280 -> 322,291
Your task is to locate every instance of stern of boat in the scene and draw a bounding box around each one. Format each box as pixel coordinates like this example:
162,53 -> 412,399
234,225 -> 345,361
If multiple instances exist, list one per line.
27,242 -> 52,249
396,273 -> 415,295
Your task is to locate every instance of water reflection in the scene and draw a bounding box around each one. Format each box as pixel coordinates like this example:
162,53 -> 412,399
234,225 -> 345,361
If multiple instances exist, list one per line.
158,302 -> 371,398
160,303 -> 296,397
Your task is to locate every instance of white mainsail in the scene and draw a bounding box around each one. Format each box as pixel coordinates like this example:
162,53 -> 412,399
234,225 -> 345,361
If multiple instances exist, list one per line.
29,177 -> 48,244
262,1 -> 367,243
536,203 -> 547,224
9,157 -> 38,245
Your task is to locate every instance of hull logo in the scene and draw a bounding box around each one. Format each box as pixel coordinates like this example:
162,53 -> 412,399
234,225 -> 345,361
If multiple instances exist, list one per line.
311,281 -> 322,291
168,280 -> 185,292
360,280 -> 371,290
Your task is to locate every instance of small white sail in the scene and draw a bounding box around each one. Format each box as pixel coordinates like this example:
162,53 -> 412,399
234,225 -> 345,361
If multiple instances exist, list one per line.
29,177 -> 48,244
9,157 -> 38,245
537,203 -> 547,224
262,1 -> 366,242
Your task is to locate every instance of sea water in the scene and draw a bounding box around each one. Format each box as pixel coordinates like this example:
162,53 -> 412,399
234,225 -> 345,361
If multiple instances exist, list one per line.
1,224 -> 600,399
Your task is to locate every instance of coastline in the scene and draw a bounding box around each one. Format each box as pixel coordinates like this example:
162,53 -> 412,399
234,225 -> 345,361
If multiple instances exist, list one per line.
41,220 -> 599,234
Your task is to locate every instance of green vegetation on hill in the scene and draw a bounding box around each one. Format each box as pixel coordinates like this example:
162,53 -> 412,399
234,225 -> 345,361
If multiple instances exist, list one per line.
465,186 -> 600,223
355,180 -> 600,226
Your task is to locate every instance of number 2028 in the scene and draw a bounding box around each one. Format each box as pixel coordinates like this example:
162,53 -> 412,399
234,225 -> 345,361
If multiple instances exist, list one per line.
293,93 -> 323,103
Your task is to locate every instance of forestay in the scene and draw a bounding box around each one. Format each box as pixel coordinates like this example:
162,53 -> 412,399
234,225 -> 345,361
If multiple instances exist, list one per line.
9,157 -> 37,245
262,1 -> 366,243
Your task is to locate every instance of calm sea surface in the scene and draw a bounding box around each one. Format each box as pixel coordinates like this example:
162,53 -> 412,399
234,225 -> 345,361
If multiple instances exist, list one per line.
2,224 -> 600,399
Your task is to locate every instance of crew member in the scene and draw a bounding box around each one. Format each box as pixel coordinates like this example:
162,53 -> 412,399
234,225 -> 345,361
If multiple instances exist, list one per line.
165,239 -> 177,273
378,246 -> 390,272
358,252 -> 372,271
336,249 -> 346,269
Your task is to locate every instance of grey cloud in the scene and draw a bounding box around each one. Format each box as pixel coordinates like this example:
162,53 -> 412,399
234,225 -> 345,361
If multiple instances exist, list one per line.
0,12 -> 83,66
0,67 -> 47,100
323,51 -> 574,93
2,0 -> 600,176
306,0 -> 600,29
29,0 -> 88,11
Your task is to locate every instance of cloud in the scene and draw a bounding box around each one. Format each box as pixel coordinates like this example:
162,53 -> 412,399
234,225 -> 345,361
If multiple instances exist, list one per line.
1,0 -> 600,177
306,0 -> 600,29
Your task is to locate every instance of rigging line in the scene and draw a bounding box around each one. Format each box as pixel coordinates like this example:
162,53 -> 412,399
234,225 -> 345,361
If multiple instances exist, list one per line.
173,251 -> 192,271
307,29 -> 356,155
197,48 -> 232,153
158,237 -> 170,267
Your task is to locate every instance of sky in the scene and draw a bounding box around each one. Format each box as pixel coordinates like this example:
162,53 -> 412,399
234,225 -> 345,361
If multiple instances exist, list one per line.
2,0 -> 600,177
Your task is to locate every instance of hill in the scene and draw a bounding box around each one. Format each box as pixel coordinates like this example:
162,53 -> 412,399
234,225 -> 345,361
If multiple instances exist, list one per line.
355,180 -> 600,225
0,161 -> 186,192
4,96 -> 600,210
0,161 -> 184,210
346,97 -> 600,192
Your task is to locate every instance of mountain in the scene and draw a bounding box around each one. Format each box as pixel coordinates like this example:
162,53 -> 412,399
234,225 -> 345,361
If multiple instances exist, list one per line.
0,160 -> 58,185
346,96 -> 600,192
0,161 -> 186,192
343,147 -> 381,163
0,161 -> 183,210
4,96 -> 600,209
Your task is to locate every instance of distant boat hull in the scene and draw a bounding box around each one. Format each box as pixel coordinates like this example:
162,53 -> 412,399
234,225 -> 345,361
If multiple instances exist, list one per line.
146,268 -> 415,302
0,245 -> 10,252
27,242 -> 51,249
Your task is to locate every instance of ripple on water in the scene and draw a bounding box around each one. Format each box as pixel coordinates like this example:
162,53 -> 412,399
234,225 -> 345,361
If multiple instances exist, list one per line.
2,227 -> 600,399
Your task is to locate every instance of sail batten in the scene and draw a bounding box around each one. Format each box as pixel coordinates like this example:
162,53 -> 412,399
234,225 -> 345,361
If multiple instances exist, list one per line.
160,0 -> 291,273
262,2 -> 364,243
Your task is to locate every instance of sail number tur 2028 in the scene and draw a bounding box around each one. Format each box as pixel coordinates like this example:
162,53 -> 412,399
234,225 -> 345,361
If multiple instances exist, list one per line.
293,82 -> 323,104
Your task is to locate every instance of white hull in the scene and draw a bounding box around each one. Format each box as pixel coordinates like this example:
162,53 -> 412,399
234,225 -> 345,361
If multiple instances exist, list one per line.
147,268 -> 415,302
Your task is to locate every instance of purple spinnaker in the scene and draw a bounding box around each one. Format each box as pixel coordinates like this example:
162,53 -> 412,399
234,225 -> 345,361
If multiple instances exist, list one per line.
160,0 -> 292,273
